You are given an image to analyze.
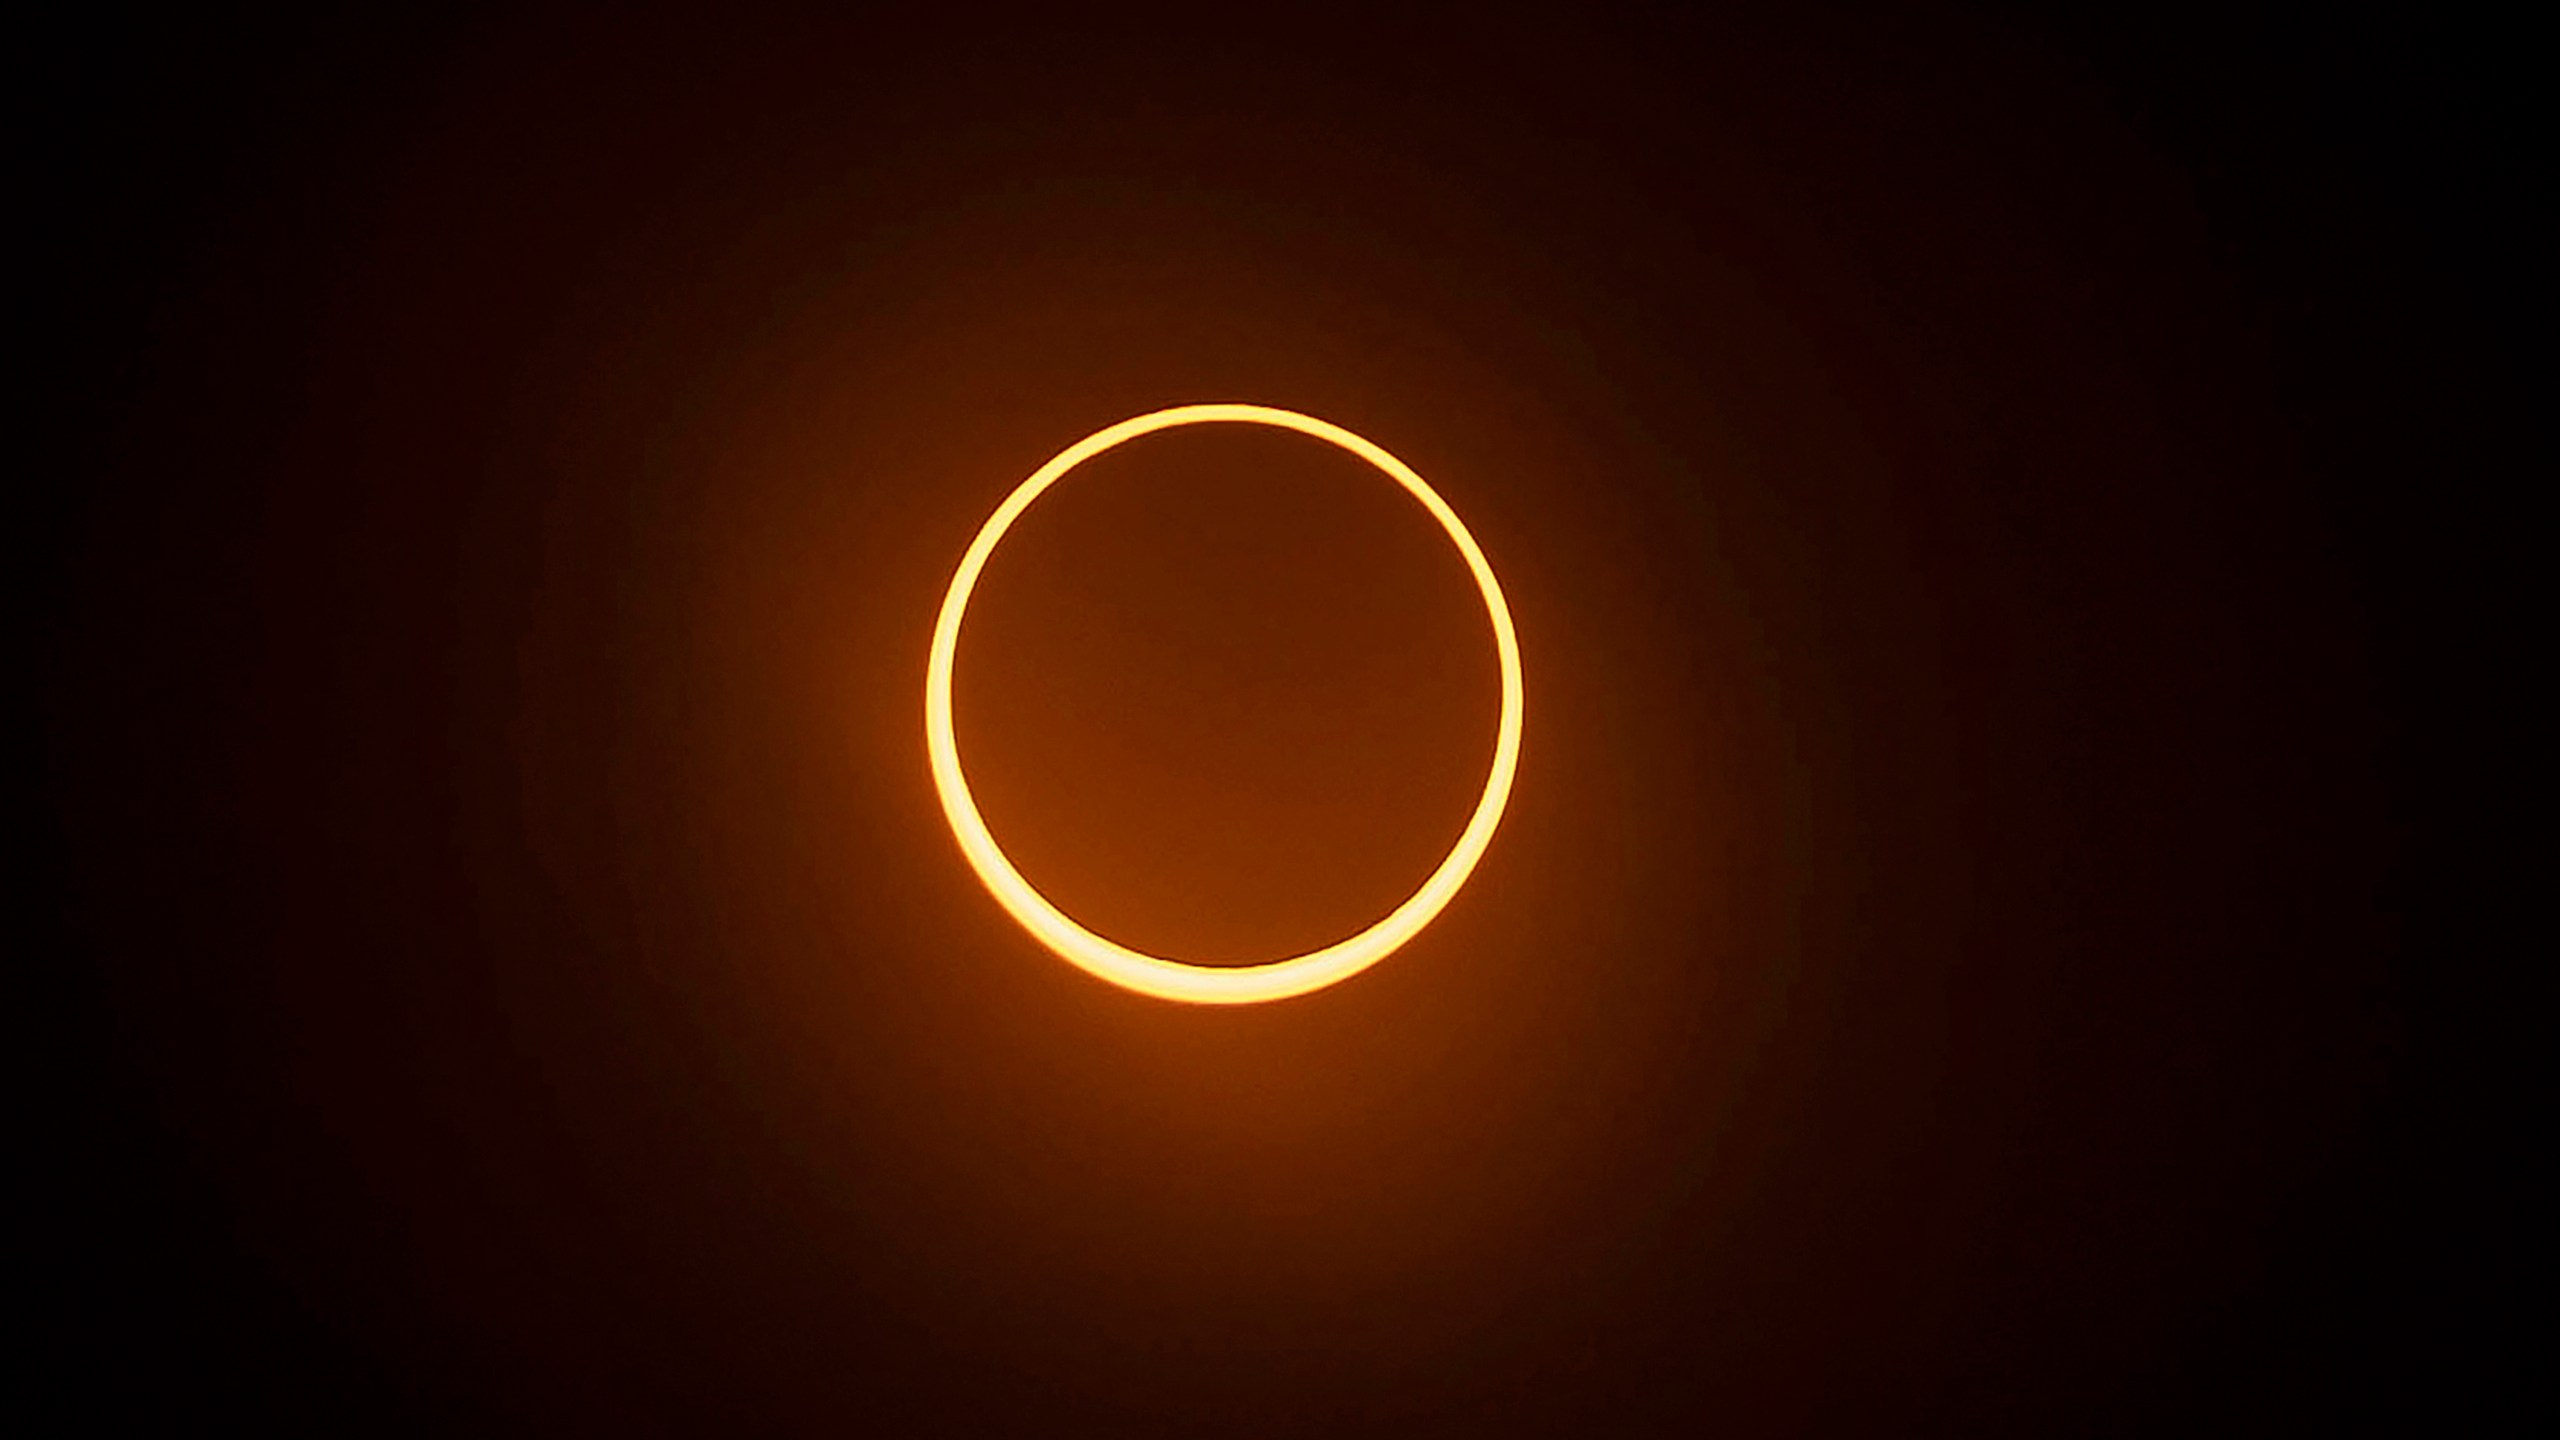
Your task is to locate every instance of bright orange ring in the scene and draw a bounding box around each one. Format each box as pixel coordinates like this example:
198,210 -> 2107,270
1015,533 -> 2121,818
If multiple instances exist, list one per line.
925,403 -> 1524,1004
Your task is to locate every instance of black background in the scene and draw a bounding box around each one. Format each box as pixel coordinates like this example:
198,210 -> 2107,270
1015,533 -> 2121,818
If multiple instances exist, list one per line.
32,3 -> 2525,1434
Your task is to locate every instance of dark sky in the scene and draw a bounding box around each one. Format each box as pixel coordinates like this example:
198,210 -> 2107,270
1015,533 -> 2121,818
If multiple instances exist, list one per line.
33,4 -> 2522,1434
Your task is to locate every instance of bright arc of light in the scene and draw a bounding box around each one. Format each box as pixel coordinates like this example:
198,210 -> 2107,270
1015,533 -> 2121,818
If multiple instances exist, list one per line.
924,403 -> 1525,1005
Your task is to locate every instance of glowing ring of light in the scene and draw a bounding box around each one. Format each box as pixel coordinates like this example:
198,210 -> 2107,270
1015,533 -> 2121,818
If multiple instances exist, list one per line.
925,403 -> 1524,1005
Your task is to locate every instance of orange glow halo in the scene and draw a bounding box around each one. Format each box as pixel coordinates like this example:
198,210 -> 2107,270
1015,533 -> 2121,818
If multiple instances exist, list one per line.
924,403 -> 1525,1004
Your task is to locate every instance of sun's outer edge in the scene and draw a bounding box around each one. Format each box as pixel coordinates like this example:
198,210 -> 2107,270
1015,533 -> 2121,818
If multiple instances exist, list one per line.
923,402 -> 1524,1005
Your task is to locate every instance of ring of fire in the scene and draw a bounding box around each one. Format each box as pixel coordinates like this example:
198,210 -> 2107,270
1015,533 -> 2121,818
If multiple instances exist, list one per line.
924,403 -> 1526,1004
